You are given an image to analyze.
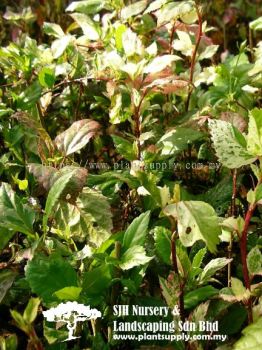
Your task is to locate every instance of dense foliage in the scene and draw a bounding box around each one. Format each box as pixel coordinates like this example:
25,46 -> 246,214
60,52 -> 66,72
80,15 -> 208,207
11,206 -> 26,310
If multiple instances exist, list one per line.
0,0 -> 262,349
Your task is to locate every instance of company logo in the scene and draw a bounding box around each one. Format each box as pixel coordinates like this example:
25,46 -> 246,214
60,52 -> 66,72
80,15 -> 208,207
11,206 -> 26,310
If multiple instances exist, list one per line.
43,301 -> 101,341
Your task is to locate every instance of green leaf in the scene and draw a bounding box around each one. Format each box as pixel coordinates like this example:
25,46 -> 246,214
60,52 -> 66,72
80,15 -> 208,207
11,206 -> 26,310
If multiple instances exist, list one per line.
53,286 -> 82,301
38,67 -> 55,88
247,247 -> 262,275
25,254 -> 78,304
121,0 -> 148,20
55,119 -> 100,156
82,264 -> 111,297
119,246 -> 153,270
234,316 -> 262,350
158,127 -> 203,156
122,211 -> 150,251
144,55 -> 181,74
43,22 -> 64,38
164,201 -> 221,253
0,183 -> 35,237
66,0 -> 107,14
189,248 -> 206,279
70,13 -> 100,40
247,108 -> 262,156
209,119 -> 256,168
43,169 -> 80,233
184,286 -> 218,309
23,297 -> 40,324
198,258 -> 231,284
153,226 -> 171,265
112,135 -> 136,161
0,270 -> 17,303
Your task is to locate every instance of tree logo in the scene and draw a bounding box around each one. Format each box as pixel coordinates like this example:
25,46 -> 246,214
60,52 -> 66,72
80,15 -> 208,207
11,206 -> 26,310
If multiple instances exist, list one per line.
43,301 -> 102,341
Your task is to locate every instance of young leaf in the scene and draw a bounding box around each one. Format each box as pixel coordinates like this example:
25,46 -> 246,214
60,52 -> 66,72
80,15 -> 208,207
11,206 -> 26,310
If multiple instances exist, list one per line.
209,119 -> 256,168
23,297 -> 40,324
119,246 -> 153,270
10,310 -> 29,334
122,211 -> 150,251
25,254 -> 78,304
55,119 -> 100,156
192,248 -> 207,270
164,201 -> 221,253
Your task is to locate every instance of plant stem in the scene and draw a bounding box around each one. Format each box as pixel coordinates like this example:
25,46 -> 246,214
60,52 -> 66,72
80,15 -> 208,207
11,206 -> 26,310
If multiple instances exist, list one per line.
185,3 -> 202,111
